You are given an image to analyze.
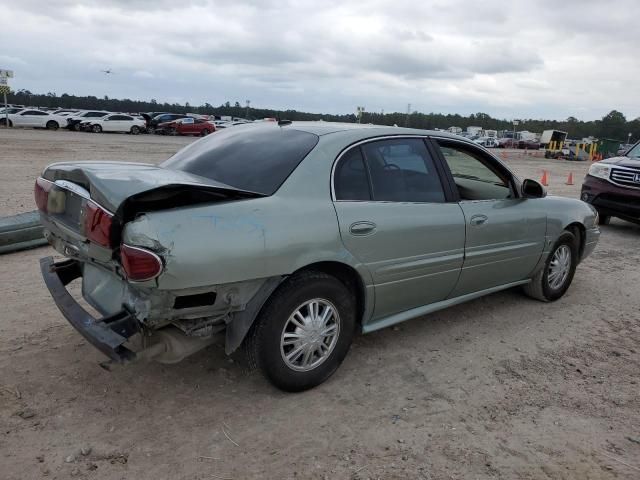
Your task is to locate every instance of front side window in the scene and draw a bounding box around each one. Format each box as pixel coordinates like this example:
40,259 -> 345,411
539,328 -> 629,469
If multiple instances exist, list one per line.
361,138 -> 446,203
437,141 -> 512,201
626,142 -> 640,158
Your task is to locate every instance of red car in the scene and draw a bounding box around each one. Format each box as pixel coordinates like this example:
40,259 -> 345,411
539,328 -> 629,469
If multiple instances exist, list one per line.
157,117 -> 215,136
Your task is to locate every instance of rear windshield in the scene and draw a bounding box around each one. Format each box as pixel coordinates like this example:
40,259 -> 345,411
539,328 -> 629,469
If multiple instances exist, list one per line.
162,125 -> 319,195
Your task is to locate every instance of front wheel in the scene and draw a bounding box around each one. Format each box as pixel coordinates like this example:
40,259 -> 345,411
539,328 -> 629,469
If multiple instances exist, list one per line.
46,120 -> 59,130
92,124 -> 102,133
130,125 -> 140,135
523,231 -> 578,302
201,128 -> 210,136
246,271 -> 356,391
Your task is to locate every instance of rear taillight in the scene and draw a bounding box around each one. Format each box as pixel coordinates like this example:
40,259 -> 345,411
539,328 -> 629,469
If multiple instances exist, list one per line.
83,201 -> 114,247
120,244 -> 163,282
34,177 -> 53,212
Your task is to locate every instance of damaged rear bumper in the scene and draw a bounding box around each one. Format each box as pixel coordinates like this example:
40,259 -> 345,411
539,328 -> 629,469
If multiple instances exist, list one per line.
39,256 -> 139,363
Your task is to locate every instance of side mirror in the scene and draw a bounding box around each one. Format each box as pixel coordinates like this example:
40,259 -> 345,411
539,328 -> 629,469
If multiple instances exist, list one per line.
522,179 -> 546,198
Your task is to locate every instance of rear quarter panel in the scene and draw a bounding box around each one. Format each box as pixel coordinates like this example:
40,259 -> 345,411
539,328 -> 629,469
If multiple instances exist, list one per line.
121,137 -> 372,291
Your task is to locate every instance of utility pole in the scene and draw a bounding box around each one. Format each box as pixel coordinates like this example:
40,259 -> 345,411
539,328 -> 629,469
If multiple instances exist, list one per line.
405,103 -> 411,127
0,69 -> 13,128
245,99 -> 250,120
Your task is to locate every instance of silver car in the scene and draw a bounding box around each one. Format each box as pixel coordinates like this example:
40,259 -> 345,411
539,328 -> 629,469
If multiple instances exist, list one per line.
37,122 -> 600,391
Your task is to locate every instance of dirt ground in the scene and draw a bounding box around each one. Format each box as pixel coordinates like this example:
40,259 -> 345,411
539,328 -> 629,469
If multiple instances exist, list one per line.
1,128 -> 639,480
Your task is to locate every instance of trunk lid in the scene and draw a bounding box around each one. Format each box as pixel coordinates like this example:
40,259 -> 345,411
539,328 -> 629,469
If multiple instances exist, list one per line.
37,161 -> 264,267
41,161 -> 263,216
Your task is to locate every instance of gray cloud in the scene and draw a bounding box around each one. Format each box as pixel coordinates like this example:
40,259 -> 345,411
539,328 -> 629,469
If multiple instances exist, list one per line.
0,0 -> 638,120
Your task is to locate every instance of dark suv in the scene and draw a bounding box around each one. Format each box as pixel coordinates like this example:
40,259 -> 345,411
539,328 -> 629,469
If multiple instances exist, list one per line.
581,141 -> 640,225
148,113 -> 188,133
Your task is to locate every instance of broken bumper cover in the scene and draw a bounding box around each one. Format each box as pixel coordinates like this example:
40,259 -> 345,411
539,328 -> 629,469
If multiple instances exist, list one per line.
39,256 -> 139,363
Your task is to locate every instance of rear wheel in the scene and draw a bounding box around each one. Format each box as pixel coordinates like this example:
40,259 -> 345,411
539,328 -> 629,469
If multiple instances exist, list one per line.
246,271 -> 356,391
523,231 -> 578,302
0,119 -> 12,127
92,124 -> 102,133
46,120 -> 59,130
130,125 -> 140,135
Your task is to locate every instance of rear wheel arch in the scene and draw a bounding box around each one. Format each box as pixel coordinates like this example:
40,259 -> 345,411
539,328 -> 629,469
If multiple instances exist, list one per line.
292,261 -> 366,327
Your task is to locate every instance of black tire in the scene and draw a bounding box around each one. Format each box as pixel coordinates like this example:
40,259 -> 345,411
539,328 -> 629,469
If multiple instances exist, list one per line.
523,231 -> 578,302
246,271 -> 356,392
46,120 -> 59,130
92,124 -> 102,133
168,127 -> 177,136
0,118 -> 12,127
130,125 -> 140,135
201,128 -> 210,136
72,123 -> 81,131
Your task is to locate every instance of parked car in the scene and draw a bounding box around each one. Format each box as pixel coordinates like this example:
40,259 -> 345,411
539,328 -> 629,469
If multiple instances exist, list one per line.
521,139 -> 541,150
497,137 -> 518,148
140,112 -> 171,129
497,138 -> 540,150
0,109 -> 66,129
36,123 -> 599,391
0,107 -> 24,115
156,117 -> 215,136
581,140 -> 640,225
148,113 -> 188,133
82,113 -> 146,134
473,137 -> 499,148
66,111 -> 110,131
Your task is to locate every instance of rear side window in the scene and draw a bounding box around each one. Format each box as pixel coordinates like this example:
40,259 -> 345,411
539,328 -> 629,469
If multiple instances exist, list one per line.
361,138 -> 446,203
335,148 -> 371,201
162,125 -> 319,195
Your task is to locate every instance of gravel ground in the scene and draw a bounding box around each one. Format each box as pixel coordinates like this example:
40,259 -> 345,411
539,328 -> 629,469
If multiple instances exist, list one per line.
1,128 -> 639,480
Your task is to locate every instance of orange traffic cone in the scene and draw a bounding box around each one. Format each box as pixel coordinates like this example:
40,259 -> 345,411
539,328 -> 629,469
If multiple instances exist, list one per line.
540,170 -> 549,186
565,172 -> 574,185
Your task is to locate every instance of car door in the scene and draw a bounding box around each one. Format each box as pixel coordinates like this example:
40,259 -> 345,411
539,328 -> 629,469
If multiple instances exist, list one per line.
433,138 -> 547,297
103,115 -> 122,131
117,115 -> 133,132
16,110 -> 41,127
332,137 -> 466,322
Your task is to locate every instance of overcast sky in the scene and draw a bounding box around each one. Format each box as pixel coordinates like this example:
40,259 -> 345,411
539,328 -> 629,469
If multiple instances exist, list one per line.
0,0 -> 637,120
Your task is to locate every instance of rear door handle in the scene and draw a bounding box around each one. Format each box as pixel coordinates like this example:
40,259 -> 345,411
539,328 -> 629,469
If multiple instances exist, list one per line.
470,214 -> 488,226
349,221 -> 377,236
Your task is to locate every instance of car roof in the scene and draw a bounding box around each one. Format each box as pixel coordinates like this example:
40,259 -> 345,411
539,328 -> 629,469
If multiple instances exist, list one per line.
281,121 -> 475,143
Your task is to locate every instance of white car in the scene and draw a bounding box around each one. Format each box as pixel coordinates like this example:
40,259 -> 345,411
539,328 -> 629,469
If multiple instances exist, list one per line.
0,109 -> 66,129
66,110 -> 111,130
473,137 -> 499,148
84,113 -> 146,134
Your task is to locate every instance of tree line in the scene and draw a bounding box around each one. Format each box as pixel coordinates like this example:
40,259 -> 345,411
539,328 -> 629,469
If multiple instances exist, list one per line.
6,89 -> 639,142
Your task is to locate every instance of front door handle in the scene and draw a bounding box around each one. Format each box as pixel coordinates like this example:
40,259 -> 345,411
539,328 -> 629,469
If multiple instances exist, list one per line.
469,214 -> 488,226
349,221 -> 377,236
